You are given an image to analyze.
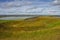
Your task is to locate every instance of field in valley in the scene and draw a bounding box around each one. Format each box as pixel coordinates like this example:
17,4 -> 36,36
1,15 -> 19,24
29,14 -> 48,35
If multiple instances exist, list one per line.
0,16 -> 60,40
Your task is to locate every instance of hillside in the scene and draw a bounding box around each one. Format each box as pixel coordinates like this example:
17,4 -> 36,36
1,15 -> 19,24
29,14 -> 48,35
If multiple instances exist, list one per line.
0,16 -> 60,40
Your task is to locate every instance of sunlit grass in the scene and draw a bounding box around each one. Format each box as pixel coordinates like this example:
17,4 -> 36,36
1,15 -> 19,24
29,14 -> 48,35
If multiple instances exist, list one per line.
0,16 -> 60,40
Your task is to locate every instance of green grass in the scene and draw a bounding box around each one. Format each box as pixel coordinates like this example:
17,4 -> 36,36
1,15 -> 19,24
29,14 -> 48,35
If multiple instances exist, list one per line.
0,29 -> 60,40
0,16 -> 60,40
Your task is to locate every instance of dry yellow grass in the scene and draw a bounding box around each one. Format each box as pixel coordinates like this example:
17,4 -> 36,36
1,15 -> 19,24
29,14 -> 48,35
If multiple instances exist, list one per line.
0,16 -> 60,40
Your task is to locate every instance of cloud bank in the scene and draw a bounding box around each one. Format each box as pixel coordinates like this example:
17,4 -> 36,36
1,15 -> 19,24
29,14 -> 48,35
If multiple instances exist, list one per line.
0,0 -> 60,15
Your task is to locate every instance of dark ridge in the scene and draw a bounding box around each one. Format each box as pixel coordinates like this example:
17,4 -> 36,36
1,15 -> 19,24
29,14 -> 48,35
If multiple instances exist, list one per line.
0,15 -> 60,17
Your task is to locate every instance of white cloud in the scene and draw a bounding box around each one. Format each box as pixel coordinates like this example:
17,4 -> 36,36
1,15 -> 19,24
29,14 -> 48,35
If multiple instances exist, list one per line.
42,6 -> 60,15
0,1 -> 33,8
52,0 -> 60,5
0,0 -> 60,15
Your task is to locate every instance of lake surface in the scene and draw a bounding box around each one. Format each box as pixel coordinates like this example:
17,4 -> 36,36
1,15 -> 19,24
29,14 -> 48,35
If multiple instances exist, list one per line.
0,16 -> 35,20
0,16 -> 60,20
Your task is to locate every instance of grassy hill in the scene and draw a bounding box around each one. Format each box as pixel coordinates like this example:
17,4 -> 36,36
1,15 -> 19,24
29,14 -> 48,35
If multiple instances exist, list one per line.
0,16 -> 60,40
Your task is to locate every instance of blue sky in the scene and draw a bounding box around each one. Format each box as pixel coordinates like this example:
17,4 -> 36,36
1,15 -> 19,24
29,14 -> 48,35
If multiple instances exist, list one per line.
0,0 -> 54,2
0,0 -> 60,15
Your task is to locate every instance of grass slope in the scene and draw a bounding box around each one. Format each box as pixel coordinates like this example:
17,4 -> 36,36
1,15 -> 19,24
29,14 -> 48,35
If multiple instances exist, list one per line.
0,16 -> 60,40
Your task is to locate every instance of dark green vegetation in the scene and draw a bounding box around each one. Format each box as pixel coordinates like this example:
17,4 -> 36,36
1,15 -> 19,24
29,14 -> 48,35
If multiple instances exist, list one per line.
0,16 -> 60,40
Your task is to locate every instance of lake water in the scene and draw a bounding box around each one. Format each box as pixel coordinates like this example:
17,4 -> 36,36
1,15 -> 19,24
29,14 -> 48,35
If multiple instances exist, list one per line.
0,16 -> 60,20
0,16 -> 35,20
